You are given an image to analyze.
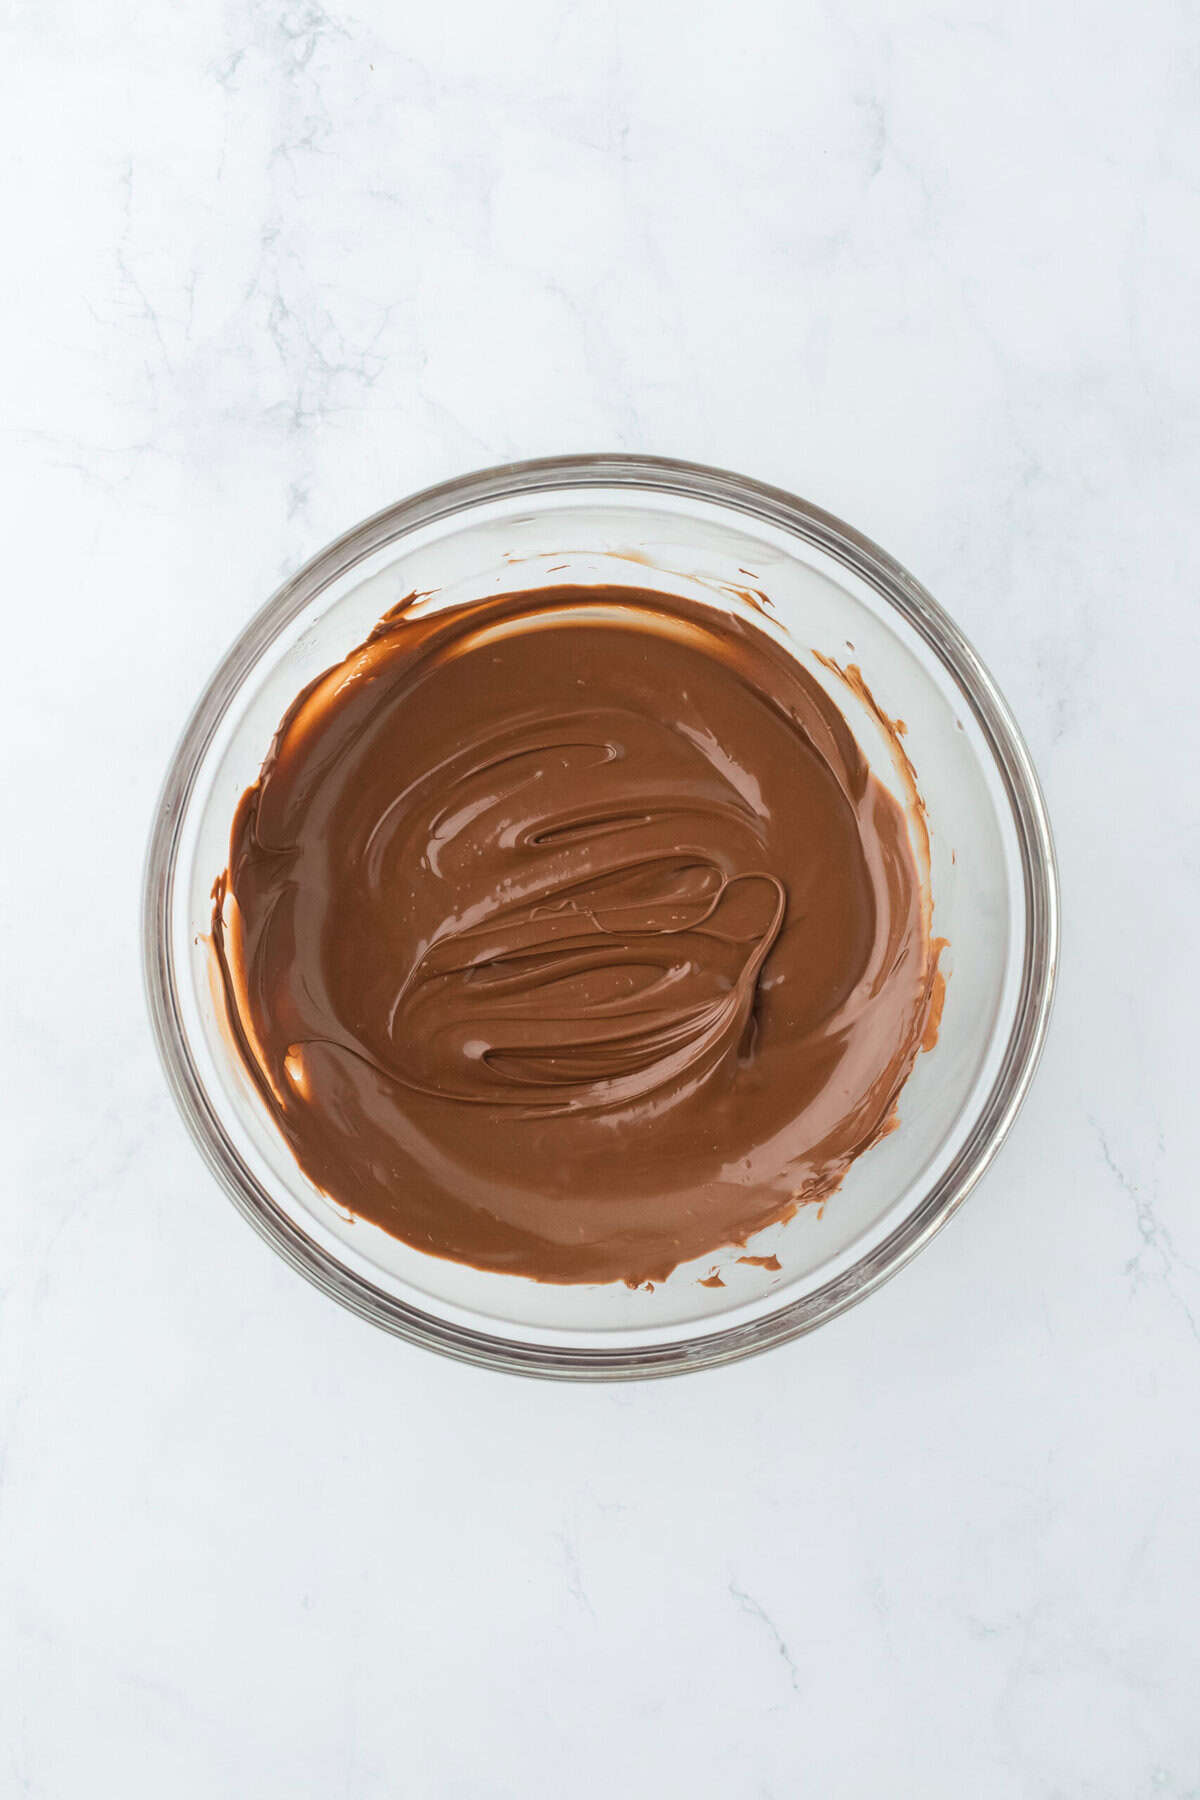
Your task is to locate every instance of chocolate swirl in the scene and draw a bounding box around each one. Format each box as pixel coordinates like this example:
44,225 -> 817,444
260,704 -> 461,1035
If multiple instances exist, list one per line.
213,584 -> 938,1285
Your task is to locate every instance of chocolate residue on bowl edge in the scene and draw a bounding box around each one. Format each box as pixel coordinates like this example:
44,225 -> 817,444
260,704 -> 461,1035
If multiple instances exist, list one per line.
212,583 -> 944,1285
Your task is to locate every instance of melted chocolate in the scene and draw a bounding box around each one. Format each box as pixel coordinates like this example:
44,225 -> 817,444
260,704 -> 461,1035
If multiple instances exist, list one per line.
213,584 -> 939,1284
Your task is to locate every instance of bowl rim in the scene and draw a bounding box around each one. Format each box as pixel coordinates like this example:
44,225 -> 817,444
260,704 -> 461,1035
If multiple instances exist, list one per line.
142,452 -> 1059,1380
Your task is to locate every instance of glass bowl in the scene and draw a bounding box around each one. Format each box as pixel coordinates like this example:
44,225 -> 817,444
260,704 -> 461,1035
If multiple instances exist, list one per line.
143,455 -> 1058,1379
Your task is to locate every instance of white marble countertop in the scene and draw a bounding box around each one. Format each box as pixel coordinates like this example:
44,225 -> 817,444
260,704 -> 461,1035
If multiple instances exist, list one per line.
4,2 -> 1199,1793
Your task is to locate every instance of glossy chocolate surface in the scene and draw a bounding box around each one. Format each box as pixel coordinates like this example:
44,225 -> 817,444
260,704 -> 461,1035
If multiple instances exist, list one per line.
213,585 -> 938,1284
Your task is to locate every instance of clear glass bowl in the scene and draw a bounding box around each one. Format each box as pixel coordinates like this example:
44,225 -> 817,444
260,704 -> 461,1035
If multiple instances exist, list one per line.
143,455 -> 1058,1378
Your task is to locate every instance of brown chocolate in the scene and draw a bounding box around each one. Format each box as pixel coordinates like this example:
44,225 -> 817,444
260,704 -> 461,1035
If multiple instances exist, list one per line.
213,583 -> 941,1285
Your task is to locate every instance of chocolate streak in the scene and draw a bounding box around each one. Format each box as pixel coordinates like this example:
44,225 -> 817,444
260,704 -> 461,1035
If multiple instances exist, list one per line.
213,584 -> 939,1285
